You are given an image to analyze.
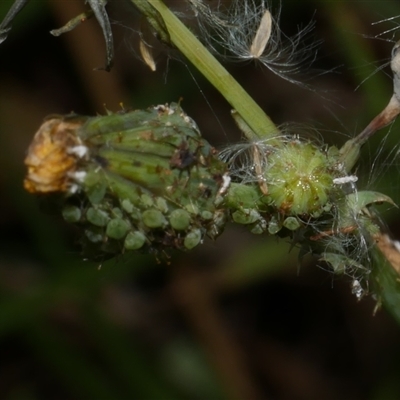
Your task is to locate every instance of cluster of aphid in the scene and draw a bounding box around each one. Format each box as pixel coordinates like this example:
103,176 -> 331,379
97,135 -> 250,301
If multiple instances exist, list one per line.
23,97 -> 394,302
3,0 -> 400,301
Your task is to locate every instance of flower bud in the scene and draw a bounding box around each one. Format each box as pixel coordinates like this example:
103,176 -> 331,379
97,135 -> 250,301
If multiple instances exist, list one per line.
265,141 -> 335,216
24,103 -> 229,259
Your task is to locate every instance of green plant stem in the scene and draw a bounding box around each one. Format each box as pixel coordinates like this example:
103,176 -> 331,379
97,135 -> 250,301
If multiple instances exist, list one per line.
130,0 -> 278,141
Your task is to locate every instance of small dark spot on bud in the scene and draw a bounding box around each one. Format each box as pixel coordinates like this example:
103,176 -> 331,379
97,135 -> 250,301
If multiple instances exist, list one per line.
201,186 -> 212,199
170,142 -> 197,170
160,231 -> 181,248
94,155 -> 108,168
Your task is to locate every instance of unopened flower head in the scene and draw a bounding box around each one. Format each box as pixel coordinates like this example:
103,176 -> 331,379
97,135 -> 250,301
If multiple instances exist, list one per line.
220,133 -> 346,217
24,104 -> 229,259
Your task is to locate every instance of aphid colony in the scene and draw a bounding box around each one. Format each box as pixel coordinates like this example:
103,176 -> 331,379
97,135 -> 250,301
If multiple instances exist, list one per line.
23,100 -> 391,302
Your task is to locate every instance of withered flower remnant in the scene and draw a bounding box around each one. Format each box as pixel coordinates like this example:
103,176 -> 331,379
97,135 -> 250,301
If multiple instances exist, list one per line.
24,118 -> 86,193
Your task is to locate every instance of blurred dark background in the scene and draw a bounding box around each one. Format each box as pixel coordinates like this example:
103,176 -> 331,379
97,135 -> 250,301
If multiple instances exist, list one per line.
1,0 -> 400,399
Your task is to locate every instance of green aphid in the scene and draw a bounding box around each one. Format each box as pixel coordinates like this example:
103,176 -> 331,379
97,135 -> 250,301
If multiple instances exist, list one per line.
232,208 -> 262,225
111,207 -> 124,218
121,199 -> 134,213
85,228 -> 104,244
142,209 -> 168,229
169,209 -> 191,230
86,207 -> 109,227
124,231 -> 147,250
140,194 -> 154,208
201,211 -> 213,220
106,218 -> 130,240
283,217 -> 301,231
86,179 -> 107,205
267,216 -> 281,235
62,205 -> 82,223
155,197 -> 169,214
250,219 -> 267,234
184,229 -> 202,249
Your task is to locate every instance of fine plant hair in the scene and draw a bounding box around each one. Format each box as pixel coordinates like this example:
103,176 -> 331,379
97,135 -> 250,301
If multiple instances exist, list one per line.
219,136 -> 279,185
219,119 -> 376,294
315,192 -> 374,285
187,0 -> 320,88
357,22 -> 400,192
353,56 -> 393,92
219,123 -> 326,185
372,14 -> 400,41
355,15 -> 400,92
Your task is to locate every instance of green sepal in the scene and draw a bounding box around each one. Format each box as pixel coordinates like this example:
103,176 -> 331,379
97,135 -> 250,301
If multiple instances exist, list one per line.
337,190 -> 396,231
345,191 -> 396,214
320,252 -> 366,275
370,240 -> 400,322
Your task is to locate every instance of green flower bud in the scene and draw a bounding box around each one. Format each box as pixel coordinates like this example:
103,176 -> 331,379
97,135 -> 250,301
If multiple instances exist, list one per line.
24,103 -> 229,258
265,141 -> 333,216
